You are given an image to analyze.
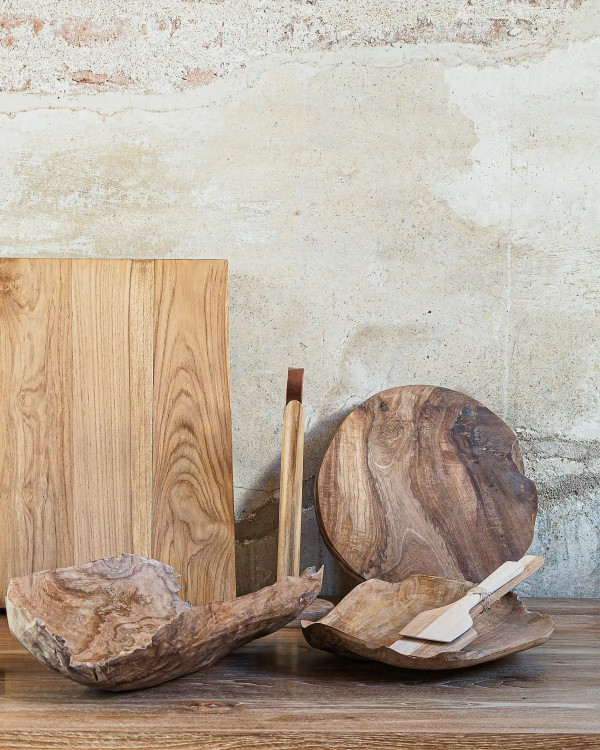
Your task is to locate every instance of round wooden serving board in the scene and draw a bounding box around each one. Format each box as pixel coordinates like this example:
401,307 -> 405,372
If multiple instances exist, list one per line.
316,386 -> 537,584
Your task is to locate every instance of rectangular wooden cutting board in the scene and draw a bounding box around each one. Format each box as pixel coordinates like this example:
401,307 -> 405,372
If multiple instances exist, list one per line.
0,259 -> 235,605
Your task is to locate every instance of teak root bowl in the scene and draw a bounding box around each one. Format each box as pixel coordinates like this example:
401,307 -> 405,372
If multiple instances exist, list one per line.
302,574 -> 554,670
6,554 -> 322,691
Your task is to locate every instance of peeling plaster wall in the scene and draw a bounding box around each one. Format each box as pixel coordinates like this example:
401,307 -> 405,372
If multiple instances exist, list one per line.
1,0 -> 599,597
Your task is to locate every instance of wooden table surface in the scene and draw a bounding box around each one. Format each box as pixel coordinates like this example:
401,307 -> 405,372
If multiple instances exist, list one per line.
0,599 -> 598,749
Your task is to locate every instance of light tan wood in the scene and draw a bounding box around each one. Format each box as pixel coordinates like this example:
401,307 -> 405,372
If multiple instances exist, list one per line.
316,386 -> 538,584
399,555 -> 544,643
302,574 -> 554,670
277,370 -> 334,625
6,555 -> 322,691
0,259 -> 74,587
468,554 -> 544,617
0,599 -> 597,747
0,259 -> 234,605
129,260 -> 154,558
72,260 -> 137,561
277,399 -> 304,579
152,260 -> 235,603
387,626 -> 478,658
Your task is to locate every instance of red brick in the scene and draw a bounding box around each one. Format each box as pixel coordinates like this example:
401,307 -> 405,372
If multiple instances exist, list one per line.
58,18 -> 127,47
181,69 -> 218,87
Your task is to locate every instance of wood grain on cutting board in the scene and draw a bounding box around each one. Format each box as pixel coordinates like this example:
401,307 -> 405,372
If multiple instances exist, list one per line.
0,260 -> 74,587
316,385 -> 537,585
153,260 -> 235,604
0,259 -> 235,605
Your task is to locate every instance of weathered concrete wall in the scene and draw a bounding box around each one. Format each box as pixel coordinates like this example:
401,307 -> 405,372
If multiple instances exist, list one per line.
1,0 -> 598,596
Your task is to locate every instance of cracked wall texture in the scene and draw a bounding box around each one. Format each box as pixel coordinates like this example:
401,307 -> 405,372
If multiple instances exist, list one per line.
1,0 -> 598,596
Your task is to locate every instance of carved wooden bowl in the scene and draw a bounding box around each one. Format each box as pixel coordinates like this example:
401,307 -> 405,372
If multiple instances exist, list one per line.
6,554 -> 322,691
302,575 -> 554,670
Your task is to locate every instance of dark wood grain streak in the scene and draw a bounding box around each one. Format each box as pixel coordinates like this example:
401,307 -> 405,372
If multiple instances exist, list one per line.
0,733 -> 597,749
316,386 -> 538,584
0,599 -> 598,748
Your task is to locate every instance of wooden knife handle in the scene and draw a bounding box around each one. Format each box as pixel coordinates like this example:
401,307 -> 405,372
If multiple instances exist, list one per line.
469,555 -> 544,617
277,399 -> 304,579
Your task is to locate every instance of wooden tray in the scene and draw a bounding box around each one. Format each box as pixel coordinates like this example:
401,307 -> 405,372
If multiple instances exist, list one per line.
0,259 -> 234,605
302,575 -> 554,670
316,385 -> 537,584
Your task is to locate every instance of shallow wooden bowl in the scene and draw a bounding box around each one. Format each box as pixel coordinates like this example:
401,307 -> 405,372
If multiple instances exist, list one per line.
7,554 -> 322,691
302,575 -> 554,670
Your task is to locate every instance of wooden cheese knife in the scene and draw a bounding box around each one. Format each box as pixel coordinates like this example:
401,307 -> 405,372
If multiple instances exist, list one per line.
398,554 -> 544,644
388,626 -> 479,657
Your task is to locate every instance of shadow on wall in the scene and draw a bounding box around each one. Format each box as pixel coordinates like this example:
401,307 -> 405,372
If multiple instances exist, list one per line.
235,404 -> 358,597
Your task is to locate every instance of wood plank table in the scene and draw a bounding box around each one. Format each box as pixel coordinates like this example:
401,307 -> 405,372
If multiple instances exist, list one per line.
0,599 -> 598,749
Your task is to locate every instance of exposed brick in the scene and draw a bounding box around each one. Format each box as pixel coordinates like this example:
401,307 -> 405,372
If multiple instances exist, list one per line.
0,13 -> 44,43
0,14 -> 27,32
180,69 -> 217,87
58,18 -> 127,47
72,70 -> 132,87
72,70 -> 107,84
107,72 -> 132,86
0,0 -> 588,94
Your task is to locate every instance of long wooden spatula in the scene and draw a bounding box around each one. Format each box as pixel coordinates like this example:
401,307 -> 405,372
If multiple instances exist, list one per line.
399,554 -> 544,644
277,368 -> 305,580
277,368 -> 333,624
